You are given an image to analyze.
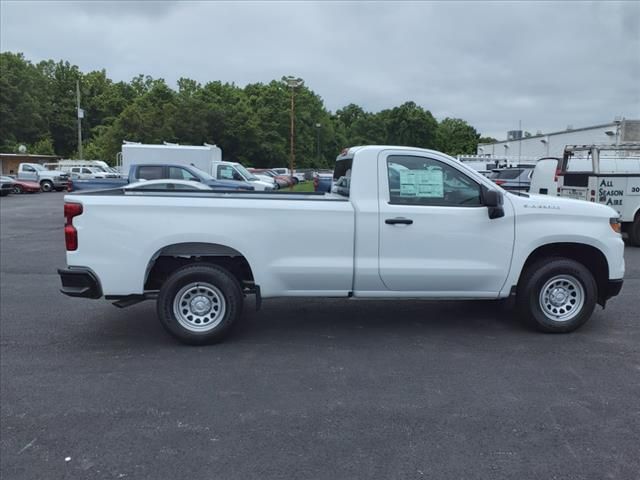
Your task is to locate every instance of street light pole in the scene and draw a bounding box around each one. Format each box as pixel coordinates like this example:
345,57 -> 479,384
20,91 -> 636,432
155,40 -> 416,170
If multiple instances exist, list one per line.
282,76 -> 304,188
76,80 -> 83,160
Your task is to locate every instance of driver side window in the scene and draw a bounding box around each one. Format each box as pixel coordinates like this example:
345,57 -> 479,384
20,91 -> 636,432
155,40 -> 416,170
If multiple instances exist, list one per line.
169,167 -> 198,182
387,155 -> 481,206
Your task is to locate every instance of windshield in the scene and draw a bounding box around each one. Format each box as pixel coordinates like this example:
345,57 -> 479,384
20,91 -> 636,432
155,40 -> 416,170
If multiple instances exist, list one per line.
234,164 -> 258,181
494,169 -> 524,179
188,165 -> 215,181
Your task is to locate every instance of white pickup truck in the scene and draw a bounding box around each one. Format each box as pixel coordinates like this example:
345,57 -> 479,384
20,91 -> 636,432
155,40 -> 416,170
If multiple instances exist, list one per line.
58,146 -> 625,344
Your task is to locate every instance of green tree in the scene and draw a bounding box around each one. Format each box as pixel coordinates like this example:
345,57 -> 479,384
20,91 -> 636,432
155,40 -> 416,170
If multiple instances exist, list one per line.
0,52 -> 49,150
381,101 -> 438,148
436,117 -> 480,155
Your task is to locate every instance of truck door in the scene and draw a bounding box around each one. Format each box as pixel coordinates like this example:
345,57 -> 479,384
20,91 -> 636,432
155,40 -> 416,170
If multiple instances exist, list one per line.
20,165 -> 38,181
377,151 -> 515,295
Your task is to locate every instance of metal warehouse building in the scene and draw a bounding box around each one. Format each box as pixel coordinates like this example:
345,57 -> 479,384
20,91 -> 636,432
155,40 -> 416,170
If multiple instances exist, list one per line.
476,119 -> 640,162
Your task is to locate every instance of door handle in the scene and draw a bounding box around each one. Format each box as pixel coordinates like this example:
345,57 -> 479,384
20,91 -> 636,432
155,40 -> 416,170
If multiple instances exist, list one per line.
385,217 -> 413,225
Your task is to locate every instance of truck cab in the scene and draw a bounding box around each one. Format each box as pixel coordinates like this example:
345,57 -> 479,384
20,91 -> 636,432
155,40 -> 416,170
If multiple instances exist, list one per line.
212,161 -> 275,191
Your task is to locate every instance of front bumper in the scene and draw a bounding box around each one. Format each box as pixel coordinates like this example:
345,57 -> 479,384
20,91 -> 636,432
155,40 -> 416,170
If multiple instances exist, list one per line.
603,279 -> 623,301
58,267 -> 102,298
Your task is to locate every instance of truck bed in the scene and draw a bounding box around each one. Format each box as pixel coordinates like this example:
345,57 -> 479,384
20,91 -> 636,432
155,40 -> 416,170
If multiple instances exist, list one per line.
70,188 -> 348,201
65,190 -> 355,298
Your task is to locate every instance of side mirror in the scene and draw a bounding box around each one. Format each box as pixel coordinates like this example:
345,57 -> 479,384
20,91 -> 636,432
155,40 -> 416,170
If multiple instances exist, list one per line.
482,186 -> 504,219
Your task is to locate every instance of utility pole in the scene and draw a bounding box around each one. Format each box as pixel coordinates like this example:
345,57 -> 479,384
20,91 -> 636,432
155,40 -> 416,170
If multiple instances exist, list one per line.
76,80 -> 84,160
282,76 -> 304,188
315,123 -> 321,165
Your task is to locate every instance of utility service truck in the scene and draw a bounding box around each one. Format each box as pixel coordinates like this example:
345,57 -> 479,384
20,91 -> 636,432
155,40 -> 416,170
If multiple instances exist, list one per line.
557,144 -> 640,245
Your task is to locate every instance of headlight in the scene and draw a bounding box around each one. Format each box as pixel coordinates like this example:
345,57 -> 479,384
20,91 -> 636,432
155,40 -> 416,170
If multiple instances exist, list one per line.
610,217 -> 622,234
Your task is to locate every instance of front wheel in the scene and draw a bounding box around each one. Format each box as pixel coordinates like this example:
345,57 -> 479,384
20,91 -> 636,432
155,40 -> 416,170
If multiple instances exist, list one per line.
12,185 -> 23,194
40,180 -> 53,192
516,258 -> 597,333
157,264 -> 243,345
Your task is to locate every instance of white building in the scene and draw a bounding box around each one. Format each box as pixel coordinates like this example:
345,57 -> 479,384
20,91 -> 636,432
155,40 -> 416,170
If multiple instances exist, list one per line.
476,119 -> 640,162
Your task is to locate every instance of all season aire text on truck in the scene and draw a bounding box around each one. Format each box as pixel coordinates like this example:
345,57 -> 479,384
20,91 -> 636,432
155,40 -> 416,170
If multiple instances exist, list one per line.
58,146 -> 625,344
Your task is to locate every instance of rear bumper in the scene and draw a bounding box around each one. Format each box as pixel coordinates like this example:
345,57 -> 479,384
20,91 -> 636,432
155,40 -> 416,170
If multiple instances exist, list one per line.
58,267 -> 102,299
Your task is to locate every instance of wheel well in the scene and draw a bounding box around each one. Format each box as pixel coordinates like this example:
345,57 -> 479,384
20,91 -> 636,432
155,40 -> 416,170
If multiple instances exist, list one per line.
144,242 -> 255,291
519,243 -> 609,304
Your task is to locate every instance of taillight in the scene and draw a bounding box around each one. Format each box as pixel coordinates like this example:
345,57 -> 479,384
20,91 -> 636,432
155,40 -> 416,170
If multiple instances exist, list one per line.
64,202 -> 83,251
313,176 -> 319,191
554,168 -> 563,182
494,179 -> 506,185
67,179 -> 73,192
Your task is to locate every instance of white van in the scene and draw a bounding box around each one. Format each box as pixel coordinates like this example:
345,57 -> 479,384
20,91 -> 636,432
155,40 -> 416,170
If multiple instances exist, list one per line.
557,144 -> 640,245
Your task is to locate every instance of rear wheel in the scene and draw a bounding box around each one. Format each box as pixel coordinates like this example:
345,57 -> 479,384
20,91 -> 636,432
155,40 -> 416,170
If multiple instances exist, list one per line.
40,180 -> 53,192
157,264 -> 243,345
628,217 -> 640,247
516,257 -> 597,333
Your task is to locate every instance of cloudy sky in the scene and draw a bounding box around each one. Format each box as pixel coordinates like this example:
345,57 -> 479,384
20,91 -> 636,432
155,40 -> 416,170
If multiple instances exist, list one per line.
1,0 -> 638,139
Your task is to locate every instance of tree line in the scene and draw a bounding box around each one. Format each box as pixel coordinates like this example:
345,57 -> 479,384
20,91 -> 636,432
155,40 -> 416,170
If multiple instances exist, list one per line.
0,52 -> 496,168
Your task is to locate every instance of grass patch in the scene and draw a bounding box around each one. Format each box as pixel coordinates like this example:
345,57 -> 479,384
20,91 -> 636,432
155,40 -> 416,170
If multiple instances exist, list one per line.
277,181 -> 315,193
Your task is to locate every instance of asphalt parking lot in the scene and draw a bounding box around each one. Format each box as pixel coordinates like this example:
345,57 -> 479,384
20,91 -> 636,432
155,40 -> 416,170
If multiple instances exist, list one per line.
1,192 -> 639,480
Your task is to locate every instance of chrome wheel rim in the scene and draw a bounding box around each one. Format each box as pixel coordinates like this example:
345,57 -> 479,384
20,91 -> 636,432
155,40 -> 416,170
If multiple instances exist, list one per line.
173,282 -> 226,332
539,275 -> 584,322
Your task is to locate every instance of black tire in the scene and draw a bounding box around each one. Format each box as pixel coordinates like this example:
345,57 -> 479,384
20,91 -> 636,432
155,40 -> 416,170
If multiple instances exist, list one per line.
628,217 -> 640,247
157,264 -> 243,345
12,185 -> 23,194
516,257 -> 597,333
40,180 -> 53,192
292,177 -> 299,185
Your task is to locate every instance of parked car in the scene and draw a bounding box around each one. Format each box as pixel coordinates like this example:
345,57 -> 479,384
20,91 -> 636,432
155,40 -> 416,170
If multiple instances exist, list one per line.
16,163 -> 70,192
66,166 -> 120,179
489,167 -> 533,192
249,169 -> 294,188
0,176 -> 14,196
271,167 -> 306,183
212,162 -> 275,191
313,170 -> 333,192
0,176 -> 13,197
6,177 -> 41,194
124,179 -> 213,191
70,164 -> 255,192
59,145 -> 624,345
